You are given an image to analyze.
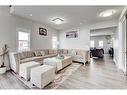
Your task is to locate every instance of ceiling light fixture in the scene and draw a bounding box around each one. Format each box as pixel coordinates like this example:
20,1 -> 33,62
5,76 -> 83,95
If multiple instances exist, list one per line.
52,18 -> 64,25
99,9 -> 116,17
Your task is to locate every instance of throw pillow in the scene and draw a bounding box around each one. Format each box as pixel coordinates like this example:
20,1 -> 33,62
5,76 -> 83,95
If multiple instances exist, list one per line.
34,51 -> 42,56
40,51 -> 45,56
48,49 -> 54,54
71,50 -> 77,55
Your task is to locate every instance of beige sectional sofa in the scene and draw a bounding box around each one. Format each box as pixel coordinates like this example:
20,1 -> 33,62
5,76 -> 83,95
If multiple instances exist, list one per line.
9,49 -> 90,73
10,49 -> 57,73
59,49 -> 90,64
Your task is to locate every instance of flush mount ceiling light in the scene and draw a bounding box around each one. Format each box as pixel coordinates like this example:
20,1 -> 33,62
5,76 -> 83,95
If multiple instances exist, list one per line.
52,18 -> 64,25
99,9 -> 116,17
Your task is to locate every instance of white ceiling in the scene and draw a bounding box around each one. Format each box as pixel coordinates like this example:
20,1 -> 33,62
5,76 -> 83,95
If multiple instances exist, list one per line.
12,6 -> 124,31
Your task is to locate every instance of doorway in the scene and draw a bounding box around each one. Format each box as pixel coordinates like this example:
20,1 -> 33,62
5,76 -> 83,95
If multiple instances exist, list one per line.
90,27 -> 117,61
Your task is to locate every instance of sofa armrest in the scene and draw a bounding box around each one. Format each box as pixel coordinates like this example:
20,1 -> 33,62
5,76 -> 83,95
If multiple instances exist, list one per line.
14,53 -> 20,73
85,51 -> 90,62
77,50 -> 90,63
9,52 -> 20,73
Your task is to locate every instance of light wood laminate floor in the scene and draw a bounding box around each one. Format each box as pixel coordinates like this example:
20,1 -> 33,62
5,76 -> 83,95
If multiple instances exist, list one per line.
0,71 -> 29,89
58,55 -> 127,89
0,54 -> 127,89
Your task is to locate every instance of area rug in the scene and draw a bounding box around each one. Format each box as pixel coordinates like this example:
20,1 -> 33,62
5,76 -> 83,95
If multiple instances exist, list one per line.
12,62 -> 82,89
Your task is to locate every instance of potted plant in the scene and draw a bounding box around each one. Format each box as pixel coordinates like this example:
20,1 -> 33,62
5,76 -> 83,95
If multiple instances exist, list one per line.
0,44 -> 8,74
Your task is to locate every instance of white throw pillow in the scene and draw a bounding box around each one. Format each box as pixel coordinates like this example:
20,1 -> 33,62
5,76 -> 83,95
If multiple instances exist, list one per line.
34,51 -> 42,56
40,51 -> 45,56
71,50 -> 77,55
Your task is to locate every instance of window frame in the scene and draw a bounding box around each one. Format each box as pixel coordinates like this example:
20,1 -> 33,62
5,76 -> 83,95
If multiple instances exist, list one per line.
99,40 -> 103,48
52,36 -> 58,49
90,40 -> 95,47
16,28 -> 30,51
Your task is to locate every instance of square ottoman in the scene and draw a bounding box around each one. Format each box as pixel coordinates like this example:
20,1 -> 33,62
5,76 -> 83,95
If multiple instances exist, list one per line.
19,61 -> 41,81
30,65 -> 55,89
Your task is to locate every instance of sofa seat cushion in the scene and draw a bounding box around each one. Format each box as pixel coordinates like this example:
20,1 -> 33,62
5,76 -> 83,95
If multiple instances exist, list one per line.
73,55 -> 83,59
20,56 -> 43,63
73,57 -> 85,63
44,54 -> 57,58
20,54 -> 57,63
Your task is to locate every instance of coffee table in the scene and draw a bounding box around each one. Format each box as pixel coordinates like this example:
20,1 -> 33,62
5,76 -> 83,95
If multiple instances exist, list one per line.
43,56 -> 72,72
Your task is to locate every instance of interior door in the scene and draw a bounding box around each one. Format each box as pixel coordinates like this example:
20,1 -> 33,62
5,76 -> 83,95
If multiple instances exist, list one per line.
121,15 -> 127,75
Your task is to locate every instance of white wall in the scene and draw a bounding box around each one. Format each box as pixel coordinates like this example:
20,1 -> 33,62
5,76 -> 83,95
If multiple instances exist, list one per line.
90,36 -> 113,54
112,28 -> 119,66
0,6 -> 58,51
0,6 -> 58,69
59,20 -> 118,50
59,26 -> 90,50
117,6 -> 127,73
31,23 -> 58,49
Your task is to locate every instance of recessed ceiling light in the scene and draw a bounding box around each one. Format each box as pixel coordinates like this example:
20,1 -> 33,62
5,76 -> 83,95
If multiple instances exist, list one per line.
52,18 -> 64,25
29,14 -> 32,16
99,9 -> 116,17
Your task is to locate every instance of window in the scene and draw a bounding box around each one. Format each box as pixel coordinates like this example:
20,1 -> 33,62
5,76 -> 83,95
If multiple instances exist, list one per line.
90,40 -> 94,47
99,41 -> 103,47
52,36 -> 58,49
18,31 -> 30,51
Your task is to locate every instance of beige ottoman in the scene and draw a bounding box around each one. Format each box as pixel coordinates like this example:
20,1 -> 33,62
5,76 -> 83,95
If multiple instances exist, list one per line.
31,65 -> 55,89
43,56 -> 72,72
19,61 -> 40,81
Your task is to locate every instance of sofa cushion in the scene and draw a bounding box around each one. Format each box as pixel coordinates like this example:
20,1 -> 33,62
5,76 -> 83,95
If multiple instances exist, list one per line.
57,49 -> 63,54
43,49 -> 49,55
77,50 -> 87,58
44,54 -> 57,58
40,50 -> 45,56
19,53 -> 25,60
22,51 -> 35,58
20,54 -> 57,64
71,50 -> 77,55
53,50 -> 58,54
68,50 -> 72,54
34,50 -> 42,56
48,49 -> 54,54
62,49 -> 68,54
20,56 -> 43,63
73,55 -> 83,59
68,50 -> 77,55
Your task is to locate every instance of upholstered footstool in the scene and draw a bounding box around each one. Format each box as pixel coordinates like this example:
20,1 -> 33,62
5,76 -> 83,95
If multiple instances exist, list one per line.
30,65 -> 55,89
19,61 -> 41,81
